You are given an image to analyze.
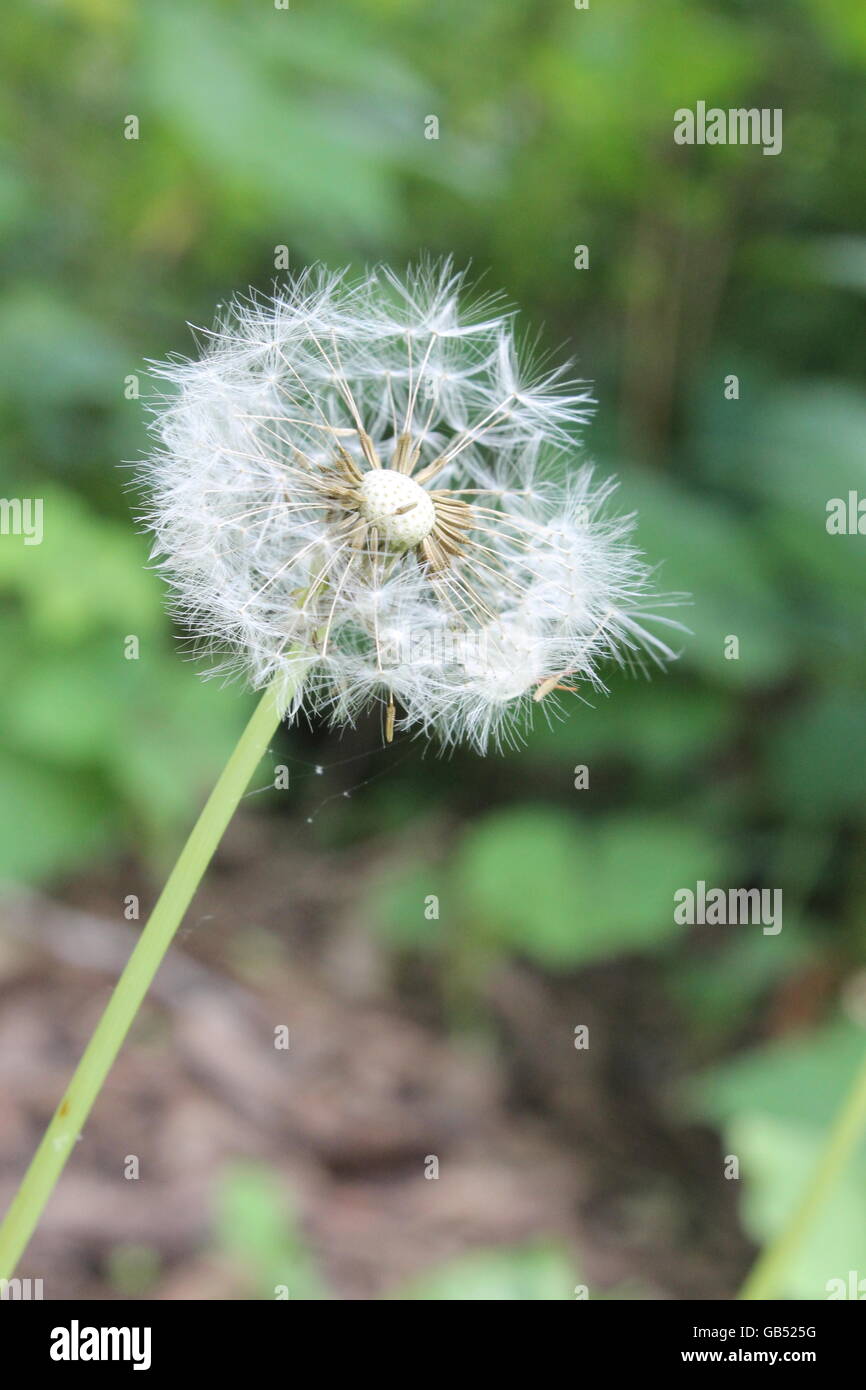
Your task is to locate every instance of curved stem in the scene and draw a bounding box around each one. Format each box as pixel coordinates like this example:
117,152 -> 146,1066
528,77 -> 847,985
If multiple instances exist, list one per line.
738,1044 -> 866,1300
0,675 -> 294,1279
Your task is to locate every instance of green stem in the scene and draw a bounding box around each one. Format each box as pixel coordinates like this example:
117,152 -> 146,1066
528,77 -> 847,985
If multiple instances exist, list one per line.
0,675 -> 293,1279
738,1044 -> 866,1300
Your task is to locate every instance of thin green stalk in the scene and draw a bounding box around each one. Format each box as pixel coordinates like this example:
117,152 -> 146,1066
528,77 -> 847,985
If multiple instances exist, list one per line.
738,1044 -> 866,1300
0,674 -> 293,1279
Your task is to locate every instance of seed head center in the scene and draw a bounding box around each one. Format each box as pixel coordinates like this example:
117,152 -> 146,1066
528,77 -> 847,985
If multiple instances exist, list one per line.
358,469 -> 436,550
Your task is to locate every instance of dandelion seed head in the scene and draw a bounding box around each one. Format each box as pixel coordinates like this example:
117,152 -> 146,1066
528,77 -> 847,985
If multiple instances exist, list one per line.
140,260 -> 682,751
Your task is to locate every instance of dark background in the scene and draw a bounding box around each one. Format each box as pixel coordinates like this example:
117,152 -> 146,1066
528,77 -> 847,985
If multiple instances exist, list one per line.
1,0 -> 865,1299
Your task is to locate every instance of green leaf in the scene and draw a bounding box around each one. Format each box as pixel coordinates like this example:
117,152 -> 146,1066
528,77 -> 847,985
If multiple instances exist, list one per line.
454,806 -> 728,966
726,1112 -> 866,1300
693,1019 -> 866,1135
692,1022 -> 866,1297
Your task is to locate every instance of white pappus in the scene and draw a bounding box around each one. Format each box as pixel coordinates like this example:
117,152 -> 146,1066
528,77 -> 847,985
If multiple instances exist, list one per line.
140,261 -> 684,751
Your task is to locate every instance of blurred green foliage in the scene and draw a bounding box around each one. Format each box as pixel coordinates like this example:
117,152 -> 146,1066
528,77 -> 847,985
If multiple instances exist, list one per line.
2,0 -> 866,1296
373,805 -> 730,967
694,1020 -> 866,1299
213,1163 -> 326,1300
0,484 -> 244,878
214,1166 -> 581,1301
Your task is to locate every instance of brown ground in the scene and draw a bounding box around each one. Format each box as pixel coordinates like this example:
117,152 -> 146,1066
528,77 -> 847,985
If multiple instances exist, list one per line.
0,811 -> 752,1300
